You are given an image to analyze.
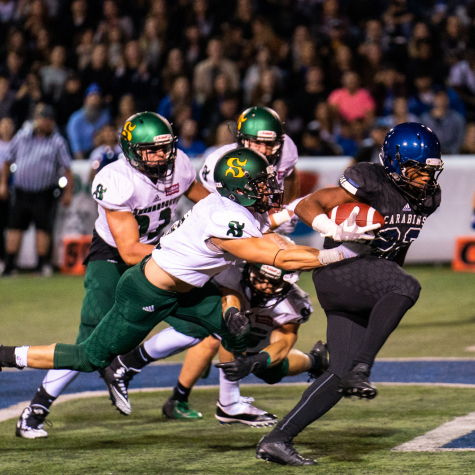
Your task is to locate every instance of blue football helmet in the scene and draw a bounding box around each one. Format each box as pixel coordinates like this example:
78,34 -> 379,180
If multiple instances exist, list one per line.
380,122 -> 443,204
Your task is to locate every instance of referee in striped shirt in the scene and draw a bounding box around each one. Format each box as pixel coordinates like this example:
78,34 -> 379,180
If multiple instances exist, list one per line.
0,103 -> 74,276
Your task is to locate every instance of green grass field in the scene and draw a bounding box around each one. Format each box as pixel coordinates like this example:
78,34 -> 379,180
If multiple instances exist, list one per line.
1,266 -> 475,474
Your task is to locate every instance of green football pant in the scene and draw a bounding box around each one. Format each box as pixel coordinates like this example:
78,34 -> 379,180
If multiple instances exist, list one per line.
54,264 -> 241,371
76,260 -> 130,344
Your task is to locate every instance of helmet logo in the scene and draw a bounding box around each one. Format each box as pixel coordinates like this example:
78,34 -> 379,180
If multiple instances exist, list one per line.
154,134 -> 172,144
237,113 -> 247,131
225,157 -> 248,178
257,130 -> 277,140
122,121 -> 136,141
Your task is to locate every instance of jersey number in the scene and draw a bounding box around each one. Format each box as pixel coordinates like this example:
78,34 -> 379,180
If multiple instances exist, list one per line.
372,227 -> 421,259
135,208 -> 172,241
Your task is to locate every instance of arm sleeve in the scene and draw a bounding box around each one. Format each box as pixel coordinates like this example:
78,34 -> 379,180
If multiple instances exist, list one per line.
91,167 -> 134,210
339,162 -> 379,202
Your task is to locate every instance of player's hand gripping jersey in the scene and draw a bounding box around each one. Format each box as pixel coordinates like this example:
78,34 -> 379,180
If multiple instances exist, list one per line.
199,134 -> 298,194
88,152 -> 195,262
152,193 -> 270,287
213,264 -> 312,353
334,162 -> 441,261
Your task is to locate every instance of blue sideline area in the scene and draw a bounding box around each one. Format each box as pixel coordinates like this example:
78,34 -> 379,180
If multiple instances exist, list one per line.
2,360 -> 475,411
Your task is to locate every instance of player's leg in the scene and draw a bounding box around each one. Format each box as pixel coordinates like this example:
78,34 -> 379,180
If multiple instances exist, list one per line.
163,334 -> 219,420
102,325 -> 203,416
286,341 -> 329,378
16,260 -> 127,438
256,311 -> 367,465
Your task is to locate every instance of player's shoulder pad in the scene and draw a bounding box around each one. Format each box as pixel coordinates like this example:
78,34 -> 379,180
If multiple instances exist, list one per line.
209,198 -> 262,240
282,285 -> 313,324
199,143 -> 236,186
277,134 -> 298,172
92,160 -> 134,209
340,162 -> 382,196
176,148 -> 197,182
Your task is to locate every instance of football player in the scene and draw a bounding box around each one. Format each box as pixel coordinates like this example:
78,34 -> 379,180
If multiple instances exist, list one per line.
100,261 -> 328,424
256,123 -> 444,466
151,106 -> 301,418
0,148 -> 356,436
15,111 -> 210,438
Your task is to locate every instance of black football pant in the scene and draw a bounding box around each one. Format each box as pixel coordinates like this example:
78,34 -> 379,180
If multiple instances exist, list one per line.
266,256 -> 419,441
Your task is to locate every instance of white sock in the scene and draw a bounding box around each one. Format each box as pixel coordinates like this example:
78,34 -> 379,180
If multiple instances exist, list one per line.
143,327 -> 201,360
42,369 -> 80,398
219,368 -> 241,406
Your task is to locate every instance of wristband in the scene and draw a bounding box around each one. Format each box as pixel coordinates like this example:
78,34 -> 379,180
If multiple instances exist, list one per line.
317,248 -> 342,266
14,346 -> 30,368
311,213 -> 337,236
271,209 -> 291,227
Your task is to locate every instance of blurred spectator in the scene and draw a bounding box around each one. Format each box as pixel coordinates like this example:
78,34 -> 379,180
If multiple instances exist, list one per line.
202,121 -> 235,158
59,0 -> 95,49
328,71 -> 376,128
0,117 -> 15,266
440,15 -> 467,68
182,24 -> 205,71
0,103 -> 73,276
161,48 -> 187,96
107,26 -> 124,70
140,16 -> 163,71
327,44 -> 354,88
272,98 -> 303,145
449,49 -> 475,121
421,89 -> 465,154
191,0 -> 217,41
300,121 -> 339,156
39,45 -> 68,102
459,123 -> 475,155
354,117 -> 390,163
408,71 -> 465,118
0,51 -> 27,91
113,40 -> 151,109
80,44 -> 113,101
358,19 -> 389,54
75,29 -> 95,71
200,73 -> 232,131
157,76 -> 200,123
335,120 -> 358,157
243,46 -> 283,107
0,76 -> 15,119
200,90 -> 239,140
314,101 -> 340,147
193,38 -> 239,104
177,119 -> 206,158
89,124 -> 121,176
11,72 -> 44,127
95,0 -> 135,43
55,73 -> 83,129
292,66 -> 328,124
250,69 -> 281,108
67,83 -> 111,160
114,93 -> 136,132
250,16 -> 284,59
31,28 -> 52,68
386,96 -> 419,128
22,0 -> 51,41
359,43 -> 383,88
371,63 -> 406,117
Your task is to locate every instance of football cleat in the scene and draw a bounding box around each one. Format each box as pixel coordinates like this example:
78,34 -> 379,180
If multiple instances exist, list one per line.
339,363 -> 378,399
308,340 -> 329,380
256,436 -> 317,466
162,397 -> 203,420
16,405 -> 50,439
215,397 -> 277,427
99,357 -> 140,416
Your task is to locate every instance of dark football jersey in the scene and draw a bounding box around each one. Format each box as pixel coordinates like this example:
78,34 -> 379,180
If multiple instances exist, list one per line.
325,162 -> 441,261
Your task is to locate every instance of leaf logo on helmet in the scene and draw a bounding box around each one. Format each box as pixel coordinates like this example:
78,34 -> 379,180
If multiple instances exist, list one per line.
237,113 -> 247,131
225,157 -> 247,178
122,121 -> 136,141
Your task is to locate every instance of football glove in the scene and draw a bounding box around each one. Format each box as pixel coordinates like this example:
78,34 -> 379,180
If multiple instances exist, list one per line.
312,207 -> 381,242
216,352 -> 269,381
224,308 -> 251,338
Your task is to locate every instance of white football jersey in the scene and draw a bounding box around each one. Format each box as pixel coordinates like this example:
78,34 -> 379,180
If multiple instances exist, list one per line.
213,264 -> 313,353
92,151 -> 196,247
152,193 -> 270,287
199,135 -> 298,193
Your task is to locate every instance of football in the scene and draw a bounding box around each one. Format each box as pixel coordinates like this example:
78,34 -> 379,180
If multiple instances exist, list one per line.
327,203 -> 386,228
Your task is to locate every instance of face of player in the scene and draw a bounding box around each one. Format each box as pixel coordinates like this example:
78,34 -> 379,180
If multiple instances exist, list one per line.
245,139 -> 280,158
250,270 -> 283,295
403,165 -> 435,190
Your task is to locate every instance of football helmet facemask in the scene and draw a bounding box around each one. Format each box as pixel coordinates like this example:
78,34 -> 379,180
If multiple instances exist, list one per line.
236,107 -> 285,166
120,111 -> 178,180
214,147 -> 283,213
380,122 -> 443,205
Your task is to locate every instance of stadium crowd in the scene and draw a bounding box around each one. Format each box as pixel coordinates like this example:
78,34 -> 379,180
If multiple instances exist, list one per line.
0,0 -> 475,161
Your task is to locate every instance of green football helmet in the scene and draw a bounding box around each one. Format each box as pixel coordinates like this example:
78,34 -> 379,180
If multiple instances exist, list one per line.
214,147 -> 283,213
120,111 -> 177,179
236,106 -> 285,165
